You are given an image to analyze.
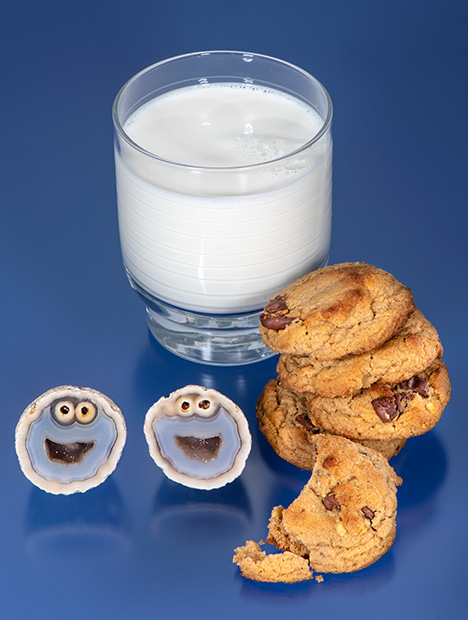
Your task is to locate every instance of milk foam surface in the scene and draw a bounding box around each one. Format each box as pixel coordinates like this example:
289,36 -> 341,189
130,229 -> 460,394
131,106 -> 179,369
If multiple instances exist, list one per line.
115,83 -> 332,313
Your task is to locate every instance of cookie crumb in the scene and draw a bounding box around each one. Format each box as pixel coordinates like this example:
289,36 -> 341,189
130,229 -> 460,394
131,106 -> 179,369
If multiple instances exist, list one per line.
315,574 -> 324,583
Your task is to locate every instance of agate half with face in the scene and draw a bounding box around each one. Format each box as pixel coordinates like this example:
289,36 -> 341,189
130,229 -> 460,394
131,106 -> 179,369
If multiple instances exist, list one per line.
144,386 -> 251,490
15,386 -> 127,494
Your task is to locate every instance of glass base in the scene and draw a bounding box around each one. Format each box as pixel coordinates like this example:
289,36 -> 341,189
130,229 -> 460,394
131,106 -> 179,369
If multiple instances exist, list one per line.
145,300 -> 276,366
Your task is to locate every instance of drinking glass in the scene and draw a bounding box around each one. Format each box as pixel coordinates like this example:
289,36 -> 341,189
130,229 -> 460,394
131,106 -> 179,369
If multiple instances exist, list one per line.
112,51 -> 332,366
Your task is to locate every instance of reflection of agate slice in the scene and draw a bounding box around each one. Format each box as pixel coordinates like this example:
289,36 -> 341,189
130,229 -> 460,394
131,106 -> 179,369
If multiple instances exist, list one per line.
144,385 -> 251,489
15,386 -> 127,495
151,477 -> 252,546
25,480 -> 130,556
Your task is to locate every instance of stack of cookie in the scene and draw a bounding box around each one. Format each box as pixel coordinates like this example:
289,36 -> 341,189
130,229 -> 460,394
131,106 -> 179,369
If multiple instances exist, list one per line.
257,262 -> 451,465
233,262 -> 451,583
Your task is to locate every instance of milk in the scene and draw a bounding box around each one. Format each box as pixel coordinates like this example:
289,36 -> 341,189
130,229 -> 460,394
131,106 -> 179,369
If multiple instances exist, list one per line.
115,83 -> 332,314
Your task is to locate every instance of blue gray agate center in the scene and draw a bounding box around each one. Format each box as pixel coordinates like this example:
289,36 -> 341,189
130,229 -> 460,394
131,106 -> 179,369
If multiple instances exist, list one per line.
26,398 -> 117,484
144,386 -> 252,490
15,386 -> 127,495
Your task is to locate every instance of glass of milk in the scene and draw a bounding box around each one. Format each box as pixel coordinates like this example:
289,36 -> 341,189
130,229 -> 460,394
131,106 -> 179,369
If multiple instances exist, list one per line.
112,51 -> 332,366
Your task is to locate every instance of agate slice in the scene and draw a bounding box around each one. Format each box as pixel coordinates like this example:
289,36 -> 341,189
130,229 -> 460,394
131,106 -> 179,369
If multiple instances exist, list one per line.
15,386 -> 127,495
144,386 -> 251,490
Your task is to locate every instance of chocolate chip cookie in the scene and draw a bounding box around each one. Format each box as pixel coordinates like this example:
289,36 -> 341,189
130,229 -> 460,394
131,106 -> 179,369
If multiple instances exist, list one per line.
306,358 -> 451,441
257,379 -> 406,466
277,309 -> 443,397
260,262 -> 415,360
234,433 -> 401,579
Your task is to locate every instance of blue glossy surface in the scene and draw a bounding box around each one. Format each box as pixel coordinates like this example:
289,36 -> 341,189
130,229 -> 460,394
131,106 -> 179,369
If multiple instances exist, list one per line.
0,1 -> 466,618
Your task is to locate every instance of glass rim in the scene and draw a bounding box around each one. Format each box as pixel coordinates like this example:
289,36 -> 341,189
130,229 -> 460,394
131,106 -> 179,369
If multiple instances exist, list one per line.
112,50 -> 333,172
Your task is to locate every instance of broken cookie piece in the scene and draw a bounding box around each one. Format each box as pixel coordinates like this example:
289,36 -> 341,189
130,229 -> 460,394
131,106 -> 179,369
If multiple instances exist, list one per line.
234,434 -> 401,580
144,385 -> 251,490
233,540 -> 313,583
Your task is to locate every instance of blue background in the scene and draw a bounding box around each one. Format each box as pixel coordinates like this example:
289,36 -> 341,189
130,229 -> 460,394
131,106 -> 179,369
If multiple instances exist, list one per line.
1,1 -> 466,618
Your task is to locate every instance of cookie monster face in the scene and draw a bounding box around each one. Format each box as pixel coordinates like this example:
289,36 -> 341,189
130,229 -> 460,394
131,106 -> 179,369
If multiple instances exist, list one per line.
144,385 -> 251,490
15,386 -> 127,494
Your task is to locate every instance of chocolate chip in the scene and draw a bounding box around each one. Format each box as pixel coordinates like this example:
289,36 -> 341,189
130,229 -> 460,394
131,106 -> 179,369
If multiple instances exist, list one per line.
394,392 -> 404,412
264,295 -> 289,314
362,506 -> 375,520
323,492 -> 341,511
295,413 -> 320,432
396,391 -> 414,404
260,314 -> 294,330
405,375 -> 430,398
260,295 -> 295,330
371,396 -> 400,422
322,455 -> 337,469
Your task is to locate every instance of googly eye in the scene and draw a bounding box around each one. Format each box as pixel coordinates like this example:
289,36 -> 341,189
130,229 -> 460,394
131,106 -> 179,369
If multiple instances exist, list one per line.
53,401 -> 76,425
175,396 -> 194,416
196,398 -> 215,416
75,401 -> 97,424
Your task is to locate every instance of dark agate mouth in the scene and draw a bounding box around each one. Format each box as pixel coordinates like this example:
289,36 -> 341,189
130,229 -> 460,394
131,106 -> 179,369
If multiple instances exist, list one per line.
174,434 -> 222,463
45,438 -> 95,465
